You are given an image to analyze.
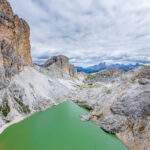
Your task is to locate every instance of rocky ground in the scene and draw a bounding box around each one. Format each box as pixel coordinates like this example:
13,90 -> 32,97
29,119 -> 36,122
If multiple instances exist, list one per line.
1,55 -> 150,150
0,1 -> 150,150
73,66 -> 150,150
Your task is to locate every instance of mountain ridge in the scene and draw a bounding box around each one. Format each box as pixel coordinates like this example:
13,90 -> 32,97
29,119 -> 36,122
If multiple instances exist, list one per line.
77,62 -> 142,73
0,1 -> 150,150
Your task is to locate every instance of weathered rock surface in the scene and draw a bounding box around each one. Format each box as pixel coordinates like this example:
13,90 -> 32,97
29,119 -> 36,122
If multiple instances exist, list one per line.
42,55 -> 70,71
74,66 -> 150,150
0,0 -> 33,129
0,1 -> 150,150
0,1 -> 80,133
0,0 -> 32,83
0,66 -> 81,134
0,0 -> 13,16
42,55 -> 78,78
85,68 -> 124,84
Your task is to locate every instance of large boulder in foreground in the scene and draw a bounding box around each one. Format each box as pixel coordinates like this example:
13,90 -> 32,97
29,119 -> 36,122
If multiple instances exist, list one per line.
42,55 -> 78,78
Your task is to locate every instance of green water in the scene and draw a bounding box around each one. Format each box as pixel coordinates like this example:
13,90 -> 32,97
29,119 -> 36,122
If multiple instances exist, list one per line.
0,101 -> 128,150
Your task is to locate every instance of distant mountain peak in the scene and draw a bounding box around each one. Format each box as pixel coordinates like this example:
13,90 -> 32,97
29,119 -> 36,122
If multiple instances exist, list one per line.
77,62 -> 143,73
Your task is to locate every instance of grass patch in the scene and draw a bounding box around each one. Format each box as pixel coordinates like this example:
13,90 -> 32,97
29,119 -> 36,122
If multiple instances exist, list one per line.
105,89 -> 112,94
14,95 -> 30,114
144,65 -> 150,71
85,74 -> 96,80
75,84 -> 101,90
5,119 -> 11,123
0,93 -> 10,117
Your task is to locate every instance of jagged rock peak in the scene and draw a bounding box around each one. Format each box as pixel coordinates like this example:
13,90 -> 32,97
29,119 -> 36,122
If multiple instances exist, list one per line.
42,55 -> 78,78
42,55 -> 69,71
0,0 -> 32,91
0,0 -> 32,79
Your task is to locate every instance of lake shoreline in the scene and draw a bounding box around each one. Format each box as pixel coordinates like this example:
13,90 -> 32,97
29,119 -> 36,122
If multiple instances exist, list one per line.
0,101 -> 128,150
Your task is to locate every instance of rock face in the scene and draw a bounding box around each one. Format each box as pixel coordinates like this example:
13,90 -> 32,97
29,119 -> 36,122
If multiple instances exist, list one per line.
84,68 -> 124,85
0,0 -> 33,131
0,1 -> 79,133
0,0 -> 32,82
73,66 -> 150,150
111,67 -> 150,150
42,55 -> 78,78
1,1 -> 150,150
0,0 -> 13,16
42,55 -> 70,72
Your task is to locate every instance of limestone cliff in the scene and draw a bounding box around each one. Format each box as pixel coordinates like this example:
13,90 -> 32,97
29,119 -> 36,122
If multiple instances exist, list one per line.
42,55 -> 78,78
0,1 -> 79,131
1,1 -> 150,150
0,0 -> 32,82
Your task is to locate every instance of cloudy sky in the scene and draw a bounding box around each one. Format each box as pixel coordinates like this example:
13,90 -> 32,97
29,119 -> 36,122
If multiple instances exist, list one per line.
10,0 -> 150,67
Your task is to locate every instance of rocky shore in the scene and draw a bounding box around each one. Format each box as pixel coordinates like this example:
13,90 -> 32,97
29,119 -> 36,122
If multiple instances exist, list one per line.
0,1 -> 150,150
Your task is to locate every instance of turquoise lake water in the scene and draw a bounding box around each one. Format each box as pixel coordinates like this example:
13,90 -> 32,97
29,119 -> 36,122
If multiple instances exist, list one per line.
0,101 -> 128,150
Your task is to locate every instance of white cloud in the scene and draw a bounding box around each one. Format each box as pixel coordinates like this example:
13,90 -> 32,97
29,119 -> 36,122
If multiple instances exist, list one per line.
9,0 -> 150,67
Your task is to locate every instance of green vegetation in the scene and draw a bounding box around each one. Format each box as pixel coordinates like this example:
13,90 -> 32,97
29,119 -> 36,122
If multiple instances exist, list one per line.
0,93 -> 10,117
14,95 -> 30,114
75,84 -> 101,90
5,120 -> 11,123
85,74 -> 96,80
105,89 -> 112,94
144,65 -> 150,71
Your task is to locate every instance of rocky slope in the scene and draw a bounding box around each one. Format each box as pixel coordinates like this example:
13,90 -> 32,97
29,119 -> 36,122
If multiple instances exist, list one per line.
0,1 -> 150,150
0,0 -> 78,133
41,55 -> 78,79
74,66 -> 150,150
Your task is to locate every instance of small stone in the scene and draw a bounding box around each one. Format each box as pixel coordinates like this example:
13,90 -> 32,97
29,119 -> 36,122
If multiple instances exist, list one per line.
81,114 -> 91,121
138,78 -> 149,85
